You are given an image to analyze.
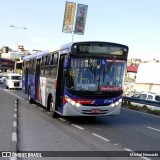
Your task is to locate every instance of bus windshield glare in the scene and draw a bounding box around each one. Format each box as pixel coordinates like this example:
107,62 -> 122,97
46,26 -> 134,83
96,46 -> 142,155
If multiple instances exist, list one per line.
66,58 -> 126,91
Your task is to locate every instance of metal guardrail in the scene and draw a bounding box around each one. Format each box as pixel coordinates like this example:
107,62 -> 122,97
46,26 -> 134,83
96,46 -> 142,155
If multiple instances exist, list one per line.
123,97 -> 160,107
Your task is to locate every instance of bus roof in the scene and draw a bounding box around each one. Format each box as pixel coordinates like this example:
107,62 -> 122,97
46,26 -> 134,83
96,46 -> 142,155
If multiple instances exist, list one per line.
23,50 -> 49,61
23,41 -> 128,61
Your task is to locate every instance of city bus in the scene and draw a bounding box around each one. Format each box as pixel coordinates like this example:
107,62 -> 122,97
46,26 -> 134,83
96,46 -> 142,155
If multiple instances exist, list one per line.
22,41 -> 129,117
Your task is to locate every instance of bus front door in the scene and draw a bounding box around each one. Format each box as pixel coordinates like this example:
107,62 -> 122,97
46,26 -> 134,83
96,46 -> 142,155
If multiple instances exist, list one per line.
56,54 -> 66,112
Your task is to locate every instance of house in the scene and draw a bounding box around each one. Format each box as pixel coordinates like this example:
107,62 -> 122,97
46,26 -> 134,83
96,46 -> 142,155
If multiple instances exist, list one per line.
126,65 -> 138,80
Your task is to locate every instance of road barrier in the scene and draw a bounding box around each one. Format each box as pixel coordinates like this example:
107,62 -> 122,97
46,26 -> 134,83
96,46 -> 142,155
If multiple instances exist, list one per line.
123,97 -> 160,107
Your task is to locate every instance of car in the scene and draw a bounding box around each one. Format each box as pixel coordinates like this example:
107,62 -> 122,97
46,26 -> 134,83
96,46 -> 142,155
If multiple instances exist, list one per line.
5,73 -> 22,90
2,76 -> 6,82
131,92 -> 160,102
0,76 -> 3,83
123,91 -> 160,111
125,92 -> 160,111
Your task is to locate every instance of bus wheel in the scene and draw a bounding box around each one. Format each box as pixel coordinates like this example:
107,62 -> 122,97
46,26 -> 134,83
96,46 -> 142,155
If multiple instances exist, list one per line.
50,97 -> 58,118
28,88 -> 33,103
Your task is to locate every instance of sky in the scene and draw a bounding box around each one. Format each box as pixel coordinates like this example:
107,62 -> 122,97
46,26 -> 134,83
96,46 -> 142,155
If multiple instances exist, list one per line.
0,0 -> 160,59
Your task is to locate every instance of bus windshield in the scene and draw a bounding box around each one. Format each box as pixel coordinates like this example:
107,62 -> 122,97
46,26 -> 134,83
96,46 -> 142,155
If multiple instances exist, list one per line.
66,58 -> 126,91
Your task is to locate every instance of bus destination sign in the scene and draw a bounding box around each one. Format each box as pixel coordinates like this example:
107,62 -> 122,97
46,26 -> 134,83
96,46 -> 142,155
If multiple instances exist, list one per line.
74,44 -> 126,55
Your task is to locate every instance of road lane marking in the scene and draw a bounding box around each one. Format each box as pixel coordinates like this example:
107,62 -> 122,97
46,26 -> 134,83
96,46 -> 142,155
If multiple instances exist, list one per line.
12,132 -> 17,141
141,157 -> 151,160
92,133 -> 110,142
124,148 -> 133,152
13,121 -> 17,127
3,89 -> 24,100
58,118 -> 66,122
14,114 -> 17,118
71,124 -> 84,130
10,157 -> 17,160
14,108 -> 17,112
146,126 -> 160,132
39,108 -> 44,111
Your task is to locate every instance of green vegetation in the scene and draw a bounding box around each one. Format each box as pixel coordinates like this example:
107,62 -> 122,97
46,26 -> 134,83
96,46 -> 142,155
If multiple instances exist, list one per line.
16,69 -> 22,75
122,101 -> 160,116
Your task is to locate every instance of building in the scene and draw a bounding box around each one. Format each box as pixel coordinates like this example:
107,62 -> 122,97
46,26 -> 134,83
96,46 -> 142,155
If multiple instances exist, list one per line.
126,65 -> 138,80
134,62 -> 160,94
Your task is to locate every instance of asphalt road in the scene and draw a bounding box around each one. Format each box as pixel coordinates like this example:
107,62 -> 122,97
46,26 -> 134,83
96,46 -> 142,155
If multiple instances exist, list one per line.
0,87 -> 16,151
0,83 -> 159,160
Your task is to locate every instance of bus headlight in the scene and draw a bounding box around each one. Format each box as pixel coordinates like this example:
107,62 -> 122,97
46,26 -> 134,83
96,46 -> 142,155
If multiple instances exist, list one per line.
115,102 -> 119,105
71,101 -> 76,105
111,99 -> 122,108
65,95 -> 81,108
111,103 -> 115,107
75,103 -> 81,108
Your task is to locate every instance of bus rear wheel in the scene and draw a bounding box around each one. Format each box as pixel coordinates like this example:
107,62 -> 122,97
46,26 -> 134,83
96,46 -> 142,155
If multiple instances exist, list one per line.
49,97 -> 58,118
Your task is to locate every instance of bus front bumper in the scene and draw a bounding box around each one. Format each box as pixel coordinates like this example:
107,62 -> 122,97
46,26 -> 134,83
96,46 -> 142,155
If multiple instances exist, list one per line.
62,103 -> 121,116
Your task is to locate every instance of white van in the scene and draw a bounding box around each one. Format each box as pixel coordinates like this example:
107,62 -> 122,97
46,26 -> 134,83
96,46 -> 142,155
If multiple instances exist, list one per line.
5,73 -> 22,89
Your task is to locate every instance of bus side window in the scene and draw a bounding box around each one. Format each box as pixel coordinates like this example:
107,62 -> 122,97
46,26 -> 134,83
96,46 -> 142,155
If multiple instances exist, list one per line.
50,52 -> 58,78
51,54 -> 54,65
50,66 -> 57,79
44,66 -> 50,78
41,56 -> 44,76
41,57 -> 44,66
45,56 -> 48,66
31,59 -> 35,74
53,53 -> 58,65
28,60 -> 32,74
46,55 -> 51,65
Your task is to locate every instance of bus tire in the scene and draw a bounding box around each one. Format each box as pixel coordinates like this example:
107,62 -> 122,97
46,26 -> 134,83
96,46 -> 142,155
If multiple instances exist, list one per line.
49,97 -> 58,118
28,88 -> 33,103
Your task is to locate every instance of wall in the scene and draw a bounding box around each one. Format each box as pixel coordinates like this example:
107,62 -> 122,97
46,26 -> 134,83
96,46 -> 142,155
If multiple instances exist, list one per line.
134,83 -> 160,94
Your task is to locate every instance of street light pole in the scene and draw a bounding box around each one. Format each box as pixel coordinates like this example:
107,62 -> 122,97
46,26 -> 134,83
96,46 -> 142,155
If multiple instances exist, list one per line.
10,25 -> 27,51
10,25 -> 27,72
72,0 -> 78,42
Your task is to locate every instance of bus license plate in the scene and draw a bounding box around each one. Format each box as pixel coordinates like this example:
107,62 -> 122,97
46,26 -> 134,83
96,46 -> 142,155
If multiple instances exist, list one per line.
91,109 -> 100,113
